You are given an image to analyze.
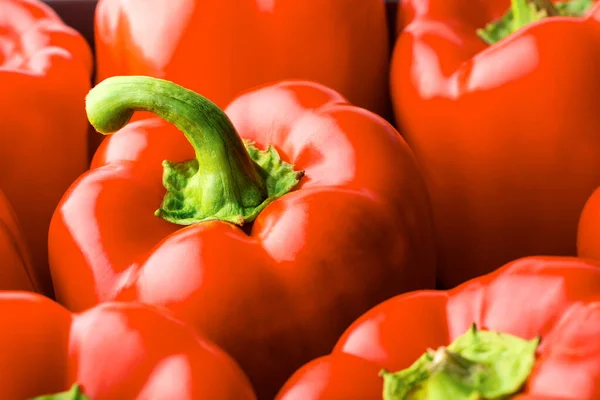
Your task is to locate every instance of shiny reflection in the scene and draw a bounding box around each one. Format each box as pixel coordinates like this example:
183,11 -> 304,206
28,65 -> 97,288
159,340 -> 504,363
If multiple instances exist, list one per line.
135,231 -> 204,304
466,35 -> 540,93
257,198 -> 309,263
287,112 -> 356,188
71,310 -> 146,391
122,0 -> 195,71
138,354 -> 192,396
256,0 -> 277,13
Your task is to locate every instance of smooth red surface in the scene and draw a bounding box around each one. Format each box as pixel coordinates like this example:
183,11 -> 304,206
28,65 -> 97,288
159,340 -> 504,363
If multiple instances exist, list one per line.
0,0 -> 92,296
0,189 -> 39,292
49,81 -> 436,398
391,0 -> 600,288
277,256 -> 600,399
0,291 -> 255,399
92,0 -> 391,152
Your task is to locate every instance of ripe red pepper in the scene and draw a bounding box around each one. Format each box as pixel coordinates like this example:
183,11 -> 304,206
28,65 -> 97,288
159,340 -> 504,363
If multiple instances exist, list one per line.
0,0 -> 92,295
391,0 -> 600,288
92,0 -> 390,152
0,189 -> 40,292
0,291 -> 255,399
277,256 -> 600,399
49,76 -> 436,398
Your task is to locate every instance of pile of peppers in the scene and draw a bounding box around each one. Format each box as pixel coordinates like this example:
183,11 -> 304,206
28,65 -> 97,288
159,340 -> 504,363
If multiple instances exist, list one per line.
0,0 -> 599,398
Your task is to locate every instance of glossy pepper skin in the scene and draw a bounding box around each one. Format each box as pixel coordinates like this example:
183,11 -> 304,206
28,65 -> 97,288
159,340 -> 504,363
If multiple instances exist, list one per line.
0,189 -> 40,292
277,256 -> 600,399
391,0 -> 600,288
0,291 -> 255,399
49,78 -> 436,399
92,0 -> 390,150
0,0 -> 92,295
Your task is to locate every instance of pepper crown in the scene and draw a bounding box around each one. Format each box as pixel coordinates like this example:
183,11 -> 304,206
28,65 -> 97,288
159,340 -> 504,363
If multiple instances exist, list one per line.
86,76 -> 303,226
380,324 -> 540,400
478,0 -> 594,45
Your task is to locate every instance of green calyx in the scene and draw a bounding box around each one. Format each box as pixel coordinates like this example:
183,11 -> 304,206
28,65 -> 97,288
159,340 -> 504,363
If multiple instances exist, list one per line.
478,0 -> 594,45
380,324 -> 540,400
31,384 -> 90,400
159,139 -> 303,225
86,76 -> 303,226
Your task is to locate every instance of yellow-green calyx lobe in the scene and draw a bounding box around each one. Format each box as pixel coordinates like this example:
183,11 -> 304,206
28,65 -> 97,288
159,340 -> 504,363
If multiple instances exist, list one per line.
86,76 -> 303,226
31,384 -> 90,400
478,0 -> 595,45
380,325 -> 540,400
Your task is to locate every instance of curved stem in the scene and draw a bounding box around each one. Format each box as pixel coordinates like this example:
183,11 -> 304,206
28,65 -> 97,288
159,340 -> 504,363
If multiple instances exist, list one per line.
87,75 -> 266,196
86,76 -> 301,226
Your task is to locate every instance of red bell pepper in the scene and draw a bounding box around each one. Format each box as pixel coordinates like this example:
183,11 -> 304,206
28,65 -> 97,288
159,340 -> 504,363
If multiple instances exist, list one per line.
0,0 -> 92,296
277,256 -> 600,399
0,189 -> 40,292
391,0 -> 600,288
48,76 -> 436,398
92,0 -> 391,153
0,291 -> 255,399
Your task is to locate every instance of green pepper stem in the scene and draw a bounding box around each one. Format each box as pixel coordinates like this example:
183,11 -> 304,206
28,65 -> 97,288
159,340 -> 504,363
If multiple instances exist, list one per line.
529,0 -> 559,16
512,0 -> 558,30
478,0 -> 592,45
86,76 -> 301,226
86,76 -> 267,222
427,347 -> 480,379
30,383 -> 90,400
381,326 -> 540,400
